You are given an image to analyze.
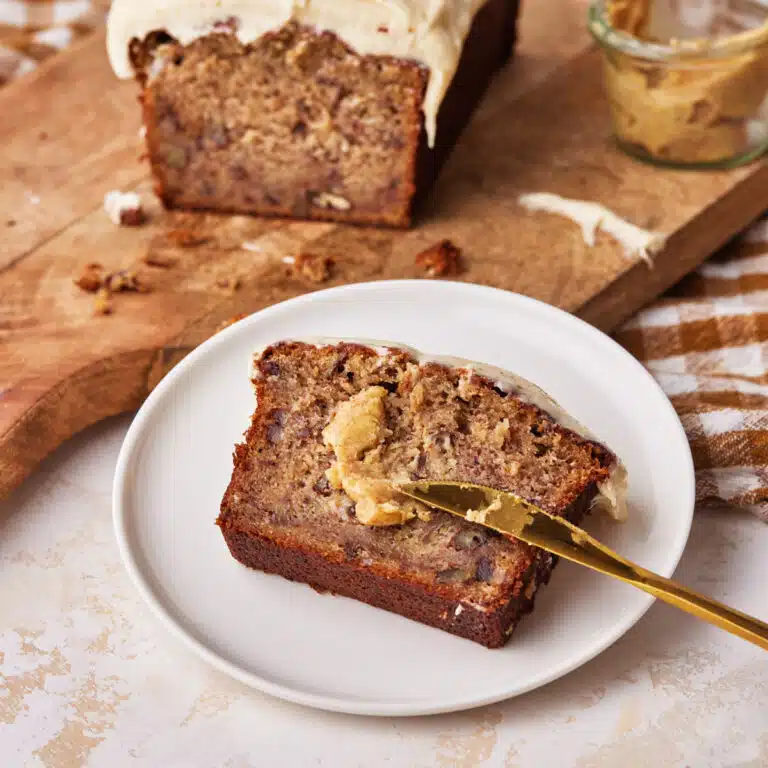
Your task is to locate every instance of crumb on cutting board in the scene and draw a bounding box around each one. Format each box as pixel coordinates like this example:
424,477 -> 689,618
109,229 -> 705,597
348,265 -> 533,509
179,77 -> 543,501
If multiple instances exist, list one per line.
104,190 -> 146,226
415,239 -> 462,277
74,263 -> 151,316
163,228 -> 209,248
142,252 -> 178,269
74,262 -> 105,293
291,252 -> 333,283
217,313 -> 247,333
93,287 -> 113,316
216,276 -> 242,293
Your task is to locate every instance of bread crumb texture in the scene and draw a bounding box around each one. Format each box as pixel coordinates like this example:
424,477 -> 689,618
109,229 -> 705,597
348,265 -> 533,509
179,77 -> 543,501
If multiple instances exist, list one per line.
218,341 -> 616,615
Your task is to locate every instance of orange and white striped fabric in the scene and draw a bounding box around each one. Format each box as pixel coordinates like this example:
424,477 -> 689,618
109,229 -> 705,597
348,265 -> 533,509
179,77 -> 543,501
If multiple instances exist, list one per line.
0,0 -> 107,83
615,230 -> 768,520
3,0 -> 767,520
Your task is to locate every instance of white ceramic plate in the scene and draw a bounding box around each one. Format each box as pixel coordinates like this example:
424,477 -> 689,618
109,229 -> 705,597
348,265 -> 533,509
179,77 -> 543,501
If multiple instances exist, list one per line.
113,280 -> 694,717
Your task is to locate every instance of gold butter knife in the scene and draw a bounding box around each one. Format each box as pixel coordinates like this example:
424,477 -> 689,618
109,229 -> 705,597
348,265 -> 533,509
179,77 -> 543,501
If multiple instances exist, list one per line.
399,481 -> 768,651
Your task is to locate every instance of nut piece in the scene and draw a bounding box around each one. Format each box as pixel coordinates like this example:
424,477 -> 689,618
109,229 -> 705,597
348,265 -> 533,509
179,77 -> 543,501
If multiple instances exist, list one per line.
292,252 -> 333,283
75,262 -> 105,293
103,190 -> 146,226
475,556 -> 494,582
76,263 -> 149,314
312,192 -> 351,211
415,239 -> 462,277
106,269 -> 149,293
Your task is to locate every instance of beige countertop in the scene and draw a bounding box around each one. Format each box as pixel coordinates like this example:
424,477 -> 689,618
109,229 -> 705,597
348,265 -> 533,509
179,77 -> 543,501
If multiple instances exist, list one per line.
0,416 -> 766,767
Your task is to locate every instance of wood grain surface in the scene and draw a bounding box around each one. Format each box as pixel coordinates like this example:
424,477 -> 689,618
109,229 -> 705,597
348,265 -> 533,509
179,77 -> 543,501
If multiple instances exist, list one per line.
1,0 -> 767,498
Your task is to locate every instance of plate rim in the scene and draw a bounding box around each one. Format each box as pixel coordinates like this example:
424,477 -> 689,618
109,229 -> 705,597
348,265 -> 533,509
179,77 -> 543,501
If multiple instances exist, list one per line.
113,279 -> 695,717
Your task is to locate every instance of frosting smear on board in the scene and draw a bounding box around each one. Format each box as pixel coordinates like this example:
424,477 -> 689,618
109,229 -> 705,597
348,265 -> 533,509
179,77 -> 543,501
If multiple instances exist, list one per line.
107,0 -> 490,146
519,193 -> 667,264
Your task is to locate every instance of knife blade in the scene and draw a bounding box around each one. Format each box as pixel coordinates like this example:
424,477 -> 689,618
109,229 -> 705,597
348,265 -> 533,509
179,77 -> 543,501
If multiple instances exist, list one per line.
398,480 -> 768,651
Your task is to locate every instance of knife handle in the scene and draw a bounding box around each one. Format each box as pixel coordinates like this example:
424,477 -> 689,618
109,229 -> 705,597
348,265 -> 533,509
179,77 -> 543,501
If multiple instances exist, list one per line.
524,512 -> 768,651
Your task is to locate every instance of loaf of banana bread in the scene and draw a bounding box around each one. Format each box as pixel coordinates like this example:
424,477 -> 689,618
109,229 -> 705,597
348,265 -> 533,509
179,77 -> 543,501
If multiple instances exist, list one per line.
217,341 -> 626,648
106,0 -> 519,227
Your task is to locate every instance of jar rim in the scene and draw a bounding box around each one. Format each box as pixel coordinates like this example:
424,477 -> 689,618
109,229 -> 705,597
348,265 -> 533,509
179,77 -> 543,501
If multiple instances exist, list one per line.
588,0 -> 768,60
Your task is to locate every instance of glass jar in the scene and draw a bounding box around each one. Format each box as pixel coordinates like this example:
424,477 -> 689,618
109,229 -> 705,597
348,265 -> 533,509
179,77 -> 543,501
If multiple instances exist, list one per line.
588,0 -> 768,168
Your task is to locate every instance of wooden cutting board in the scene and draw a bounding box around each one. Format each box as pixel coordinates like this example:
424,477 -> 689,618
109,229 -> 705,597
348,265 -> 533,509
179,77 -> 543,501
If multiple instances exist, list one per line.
1,0 -> 767,499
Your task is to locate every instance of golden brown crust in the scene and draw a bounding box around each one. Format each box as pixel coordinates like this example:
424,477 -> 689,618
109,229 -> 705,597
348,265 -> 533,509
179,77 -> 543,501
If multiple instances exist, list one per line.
218,510 -> 587,648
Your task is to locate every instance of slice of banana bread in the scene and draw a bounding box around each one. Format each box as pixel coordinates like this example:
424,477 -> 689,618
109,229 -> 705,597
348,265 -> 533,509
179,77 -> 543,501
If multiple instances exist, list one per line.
217,341 -> 626,648
108,0 -> 519,227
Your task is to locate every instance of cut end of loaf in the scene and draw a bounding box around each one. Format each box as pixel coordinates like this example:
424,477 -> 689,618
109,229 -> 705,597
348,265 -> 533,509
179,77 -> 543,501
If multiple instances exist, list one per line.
119,0 -> 518,226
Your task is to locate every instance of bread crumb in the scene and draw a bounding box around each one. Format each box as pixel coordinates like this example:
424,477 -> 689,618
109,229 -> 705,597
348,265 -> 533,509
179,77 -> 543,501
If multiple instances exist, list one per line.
216,313 -> 246,333
415,239 -> 462,277
164,228 -> 208,248
74,263 -> 105,293
106,269 -> 150,293
216,276 -> 241,293
292,252 -> 333,283
93,287 -> 113,316
212,16 -> 239,33
143,252 -> 178,268
76,263 -> 149,307
104,190 -> 146,226
466,497 -> 502,524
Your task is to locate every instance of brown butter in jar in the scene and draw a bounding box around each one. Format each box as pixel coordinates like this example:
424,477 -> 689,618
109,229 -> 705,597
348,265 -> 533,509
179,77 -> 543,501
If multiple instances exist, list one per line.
589,0 -> 768,167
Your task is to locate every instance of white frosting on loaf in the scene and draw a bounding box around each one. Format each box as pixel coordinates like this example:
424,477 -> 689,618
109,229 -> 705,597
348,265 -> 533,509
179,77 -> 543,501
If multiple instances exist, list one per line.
106,0 -> 490,146
252,337 -> 629,521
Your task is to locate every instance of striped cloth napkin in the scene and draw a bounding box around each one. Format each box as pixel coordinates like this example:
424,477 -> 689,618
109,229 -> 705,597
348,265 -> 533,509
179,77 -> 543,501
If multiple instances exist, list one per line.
3,1 -> 767,521
0,0 -> 108,82
615,230 -> 768,521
